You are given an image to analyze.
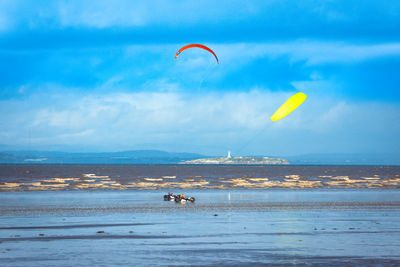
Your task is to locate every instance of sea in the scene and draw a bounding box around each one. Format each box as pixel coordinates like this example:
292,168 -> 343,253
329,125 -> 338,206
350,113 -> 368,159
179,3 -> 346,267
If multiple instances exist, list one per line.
1,164 -> 399,180
0,164 -> 400,266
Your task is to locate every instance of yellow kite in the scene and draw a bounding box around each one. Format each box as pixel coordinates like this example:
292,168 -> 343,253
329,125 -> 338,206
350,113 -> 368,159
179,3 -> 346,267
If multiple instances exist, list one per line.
270,92 -> 307,121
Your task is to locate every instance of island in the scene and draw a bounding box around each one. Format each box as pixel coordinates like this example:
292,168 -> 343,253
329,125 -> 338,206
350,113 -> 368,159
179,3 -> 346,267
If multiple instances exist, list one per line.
180,156 -> 289,165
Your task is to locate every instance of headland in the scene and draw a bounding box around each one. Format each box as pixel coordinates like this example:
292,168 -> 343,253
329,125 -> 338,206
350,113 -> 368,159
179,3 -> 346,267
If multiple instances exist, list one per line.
180,156 -> 289,165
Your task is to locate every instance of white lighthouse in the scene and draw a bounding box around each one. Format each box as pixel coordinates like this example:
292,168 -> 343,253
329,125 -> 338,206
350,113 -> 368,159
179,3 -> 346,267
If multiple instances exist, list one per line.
227,151 -> 231,158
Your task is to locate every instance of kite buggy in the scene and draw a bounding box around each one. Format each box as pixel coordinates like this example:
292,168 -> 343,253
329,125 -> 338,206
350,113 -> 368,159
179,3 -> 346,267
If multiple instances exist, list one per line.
164,193 -> 195,203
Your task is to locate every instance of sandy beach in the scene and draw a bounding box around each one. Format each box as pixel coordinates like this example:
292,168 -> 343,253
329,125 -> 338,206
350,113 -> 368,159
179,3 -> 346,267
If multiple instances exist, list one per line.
1,190 -> 400,266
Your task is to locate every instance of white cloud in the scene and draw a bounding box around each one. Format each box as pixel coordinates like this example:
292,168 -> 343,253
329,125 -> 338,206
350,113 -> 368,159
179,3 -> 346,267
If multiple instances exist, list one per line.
57,1 -> 147,28
0,87 -> 399,155
117,42 -> 400,88
212,42 -> 400,66
1,0 -> 399,38
115,41 -> 400,92
54,0 -> 276,28
0,14 -> 8,32
0,0 -> 272,30
0,0 -> 15,31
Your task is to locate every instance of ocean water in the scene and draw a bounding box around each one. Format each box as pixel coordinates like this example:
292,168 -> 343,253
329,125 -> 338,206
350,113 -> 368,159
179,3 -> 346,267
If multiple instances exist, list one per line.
1,190 -> 400,266
1,164 -> 399,181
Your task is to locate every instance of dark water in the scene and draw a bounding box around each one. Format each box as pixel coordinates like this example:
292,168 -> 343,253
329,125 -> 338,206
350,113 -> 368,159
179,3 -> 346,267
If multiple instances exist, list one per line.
1,164 -> 399,180
0,190 -> 400,266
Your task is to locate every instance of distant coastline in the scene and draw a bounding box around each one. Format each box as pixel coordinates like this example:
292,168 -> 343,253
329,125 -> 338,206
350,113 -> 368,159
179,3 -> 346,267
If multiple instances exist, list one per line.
0,150 -> 399,165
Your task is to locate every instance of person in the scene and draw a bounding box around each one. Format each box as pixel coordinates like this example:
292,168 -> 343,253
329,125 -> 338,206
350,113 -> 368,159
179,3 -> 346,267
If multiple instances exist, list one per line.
169,192 -> 173,197
180,193 -> 184,199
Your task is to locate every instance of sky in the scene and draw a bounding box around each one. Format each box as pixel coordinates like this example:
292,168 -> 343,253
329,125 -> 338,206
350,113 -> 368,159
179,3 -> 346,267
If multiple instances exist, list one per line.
0,0 -> 399,157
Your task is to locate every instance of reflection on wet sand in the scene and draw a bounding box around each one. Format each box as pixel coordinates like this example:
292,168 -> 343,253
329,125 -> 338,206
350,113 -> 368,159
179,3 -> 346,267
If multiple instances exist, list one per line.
0,190 -> 399,266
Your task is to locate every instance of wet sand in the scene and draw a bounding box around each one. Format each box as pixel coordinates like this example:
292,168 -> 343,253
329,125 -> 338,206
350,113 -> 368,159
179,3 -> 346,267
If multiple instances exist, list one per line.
1,190 -> 400,266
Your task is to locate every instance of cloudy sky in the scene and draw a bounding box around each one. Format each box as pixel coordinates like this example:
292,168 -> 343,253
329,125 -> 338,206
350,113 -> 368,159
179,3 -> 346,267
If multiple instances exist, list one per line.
0,0 -> 399,156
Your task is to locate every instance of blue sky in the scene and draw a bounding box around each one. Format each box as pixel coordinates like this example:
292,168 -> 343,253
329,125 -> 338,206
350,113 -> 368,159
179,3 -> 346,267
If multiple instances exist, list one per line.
0,0 -> 399,156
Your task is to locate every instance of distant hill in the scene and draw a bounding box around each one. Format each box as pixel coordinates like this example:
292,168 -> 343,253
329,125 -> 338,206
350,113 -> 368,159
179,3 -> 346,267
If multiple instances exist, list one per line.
0,150 -> 205,164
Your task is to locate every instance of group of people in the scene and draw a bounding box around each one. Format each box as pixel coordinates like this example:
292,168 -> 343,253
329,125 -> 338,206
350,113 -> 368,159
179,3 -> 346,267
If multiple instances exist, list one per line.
168,192 -> 185,199
164,192 -> 195,202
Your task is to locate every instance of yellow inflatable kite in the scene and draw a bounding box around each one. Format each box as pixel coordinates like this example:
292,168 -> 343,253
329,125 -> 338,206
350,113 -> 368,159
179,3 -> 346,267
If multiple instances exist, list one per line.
270,92 -> 307,121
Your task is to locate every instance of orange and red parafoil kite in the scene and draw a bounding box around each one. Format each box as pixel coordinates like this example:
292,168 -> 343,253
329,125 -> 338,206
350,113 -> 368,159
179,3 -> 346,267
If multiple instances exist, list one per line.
175,44 -> 219,64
